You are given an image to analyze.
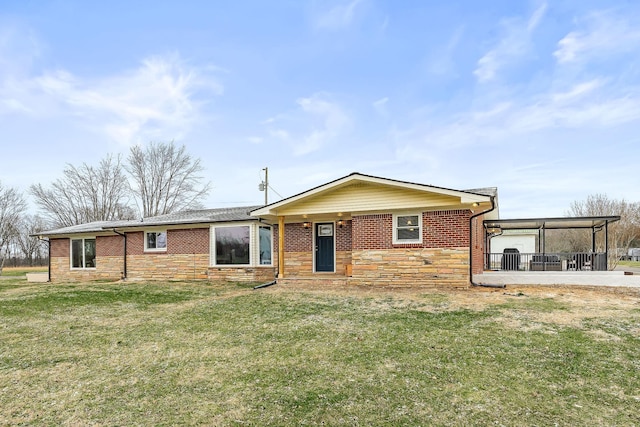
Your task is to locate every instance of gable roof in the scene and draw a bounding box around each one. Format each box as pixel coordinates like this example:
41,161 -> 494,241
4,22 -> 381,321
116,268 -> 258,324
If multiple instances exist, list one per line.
37,173 -> 498,237
251,172 -> 494,218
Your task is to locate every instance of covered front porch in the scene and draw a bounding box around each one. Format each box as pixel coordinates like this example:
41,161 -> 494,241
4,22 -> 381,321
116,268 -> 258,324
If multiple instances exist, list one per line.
482,216 -> 621,273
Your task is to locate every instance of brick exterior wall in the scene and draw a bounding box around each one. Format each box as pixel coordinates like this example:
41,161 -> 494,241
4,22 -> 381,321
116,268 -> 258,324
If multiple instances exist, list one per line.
50,237 -> 123,282
283,223 -> 313,252
471,215 -> 486,275
424,210 -> 470,248
352,214 -> 392,250
49,227 -> 276,283
351,211 -> 471,250
97,235 -> 124,257
126,229 -> 209,255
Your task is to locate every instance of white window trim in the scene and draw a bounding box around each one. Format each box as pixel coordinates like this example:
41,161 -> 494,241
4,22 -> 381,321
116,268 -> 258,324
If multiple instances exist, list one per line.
257,224 -> 274,267
392,213 -> 423,244
211,222 -> 273,268
70,236 -> 97,270
209,222 -> 274,268
144,230 -> 168,252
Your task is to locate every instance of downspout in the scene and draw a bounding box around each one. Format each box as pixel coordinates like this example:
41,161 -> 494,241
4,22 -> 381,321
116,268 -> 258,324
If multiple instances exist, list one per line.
469,196 -> 506,289
253,280 -> 277,290
604,221 -> 609,270
111,229 -> 127,280
47,239 -> 51,282
36,236 -> 51,282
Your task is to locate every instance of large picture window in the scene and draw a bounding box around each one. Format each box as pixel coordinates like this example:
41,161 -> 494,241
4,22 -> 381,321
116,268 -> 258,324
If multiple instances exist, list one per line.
215,226 -> 250,265
145,231 -> 167,251
71,238 -> 96,268
211,223 -> 273,267
393,213 -> 422,244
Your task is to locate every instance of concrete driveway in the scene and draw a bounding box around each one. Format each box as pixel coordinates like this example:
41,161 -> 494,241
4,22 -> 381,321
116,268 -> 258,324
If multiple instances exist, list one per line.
476,270 -> 640,288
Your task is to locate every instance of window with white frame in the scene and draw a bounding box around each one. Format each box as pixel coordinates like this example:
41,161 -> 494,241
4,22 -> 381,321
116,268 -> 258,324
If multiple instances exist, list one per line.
145,231 -> 167,251
214,225 -> 250,265
259,226 -> 272,265
211,223 -> 273,267
393,213 -> 422,244
71,238 -> 96,268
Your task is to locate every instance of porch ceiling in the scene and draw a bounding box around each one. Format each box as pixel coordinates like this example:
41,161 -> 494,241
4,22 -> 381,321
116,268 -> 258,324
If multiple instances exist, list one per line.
484,216 -> 620,231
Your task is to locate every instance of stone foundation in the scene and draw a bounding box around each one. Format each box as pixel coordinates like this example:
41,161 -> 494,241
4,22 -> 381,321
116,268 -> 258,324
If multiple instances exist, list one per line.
207,267 -> 276,283
349,247 -> 470,287
50,256 -> 123,282
127,253 -> 210,280
282,251 -> 352,276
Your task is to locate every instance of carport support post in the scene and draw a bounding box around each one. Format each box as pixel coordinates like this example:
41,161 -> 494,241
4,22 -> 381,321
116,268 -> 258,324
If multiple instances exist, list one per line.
605,221 -> 609,270
278,216 -> 285,279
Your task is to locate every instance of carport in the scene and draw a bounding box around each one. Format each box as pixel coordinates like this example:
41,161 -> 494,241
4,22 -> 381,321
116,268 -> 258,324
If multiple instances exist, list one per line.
483,216 -> 620,272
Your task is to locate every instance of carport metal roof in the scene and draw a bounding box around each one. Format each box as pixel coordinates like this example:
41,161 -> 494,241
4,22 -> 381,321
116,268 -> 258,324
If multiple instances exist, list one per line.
484,216 -> 620,231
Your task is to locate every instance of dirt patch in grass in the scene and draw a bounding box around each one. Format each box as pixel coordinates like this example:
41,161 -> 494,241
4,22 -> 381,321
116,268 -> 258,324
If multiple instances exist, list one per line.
267,282 -> 640,327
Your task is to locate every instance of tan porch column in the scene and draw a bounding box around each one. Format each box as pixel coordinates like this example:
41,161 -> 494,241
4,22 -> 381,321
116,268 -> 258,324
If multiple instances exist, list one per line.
278,216 -> 285,278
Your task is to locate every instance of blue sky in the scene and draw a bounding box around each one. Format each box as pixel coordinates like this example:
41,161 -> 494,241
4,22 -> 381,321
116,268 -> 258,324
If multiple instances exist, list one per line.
1,0 -> 639,218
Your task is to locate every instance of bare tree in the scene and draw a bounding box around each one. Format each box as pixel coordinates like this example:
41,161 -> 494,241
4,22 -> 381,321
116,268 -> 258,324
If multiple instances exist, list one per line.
556,194 -> 640,268
126,141 -> 211,217
15,214 -> 48,266
30,154 -> 135,228
0,182 -> 26,273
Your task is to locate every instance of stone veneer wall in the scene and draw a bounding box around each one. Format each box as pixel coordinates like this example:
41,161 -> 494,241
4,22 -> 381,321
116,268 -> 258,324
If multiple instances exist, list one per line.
350,247 -> 469,287
208,266 -> 276,283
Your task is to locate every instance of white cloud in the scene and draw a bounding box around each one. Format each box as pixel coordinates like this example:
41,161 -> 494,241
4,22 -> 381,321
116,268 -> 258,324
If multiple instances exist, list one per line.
396,80 -> 640,156
314,0 -> 364,30
474,2 -> 547,83
551,79 -> 602,103
246,136 -> 263,144
426,26 -> 464,76
554,10 -> 640,64
372,97 -> 389,117
263,93 -> 350,156
3,51 -> 222,145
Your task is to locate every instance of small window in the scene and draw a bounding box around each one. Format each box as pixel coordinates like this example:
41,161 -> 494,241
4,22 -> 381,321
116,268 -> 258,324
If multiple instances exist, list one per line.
71,238 -> 96,269
393,213 -> 422,244
145,231 -> 167,251
259,226 -> 272,265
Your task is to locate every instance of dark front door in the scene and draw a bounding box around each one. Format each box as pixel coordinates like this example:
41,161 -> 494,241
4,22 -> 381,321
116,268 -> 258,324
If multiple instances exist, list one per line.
315,223 -> 335,272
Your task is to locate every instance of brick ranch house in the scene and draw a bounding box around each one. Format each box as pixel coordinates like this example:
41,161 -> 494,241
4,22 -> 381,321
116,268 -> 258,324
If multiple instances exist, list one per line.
38,173 -> 498,287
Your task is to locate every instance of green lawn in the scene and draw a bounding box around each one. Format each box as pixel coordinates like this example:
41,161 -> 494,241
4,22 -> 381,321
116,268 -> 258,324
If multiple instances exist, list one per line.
1,280 -> 639,426
618,260 -> 640,268
0,266 -> 48,276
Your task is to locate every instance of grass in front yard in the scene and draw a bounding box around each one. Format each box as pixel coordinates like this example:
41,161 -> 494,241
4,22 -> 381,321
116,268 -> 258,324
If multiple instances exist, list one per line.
1,282 -> 639,425
0,266 -> 47,276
